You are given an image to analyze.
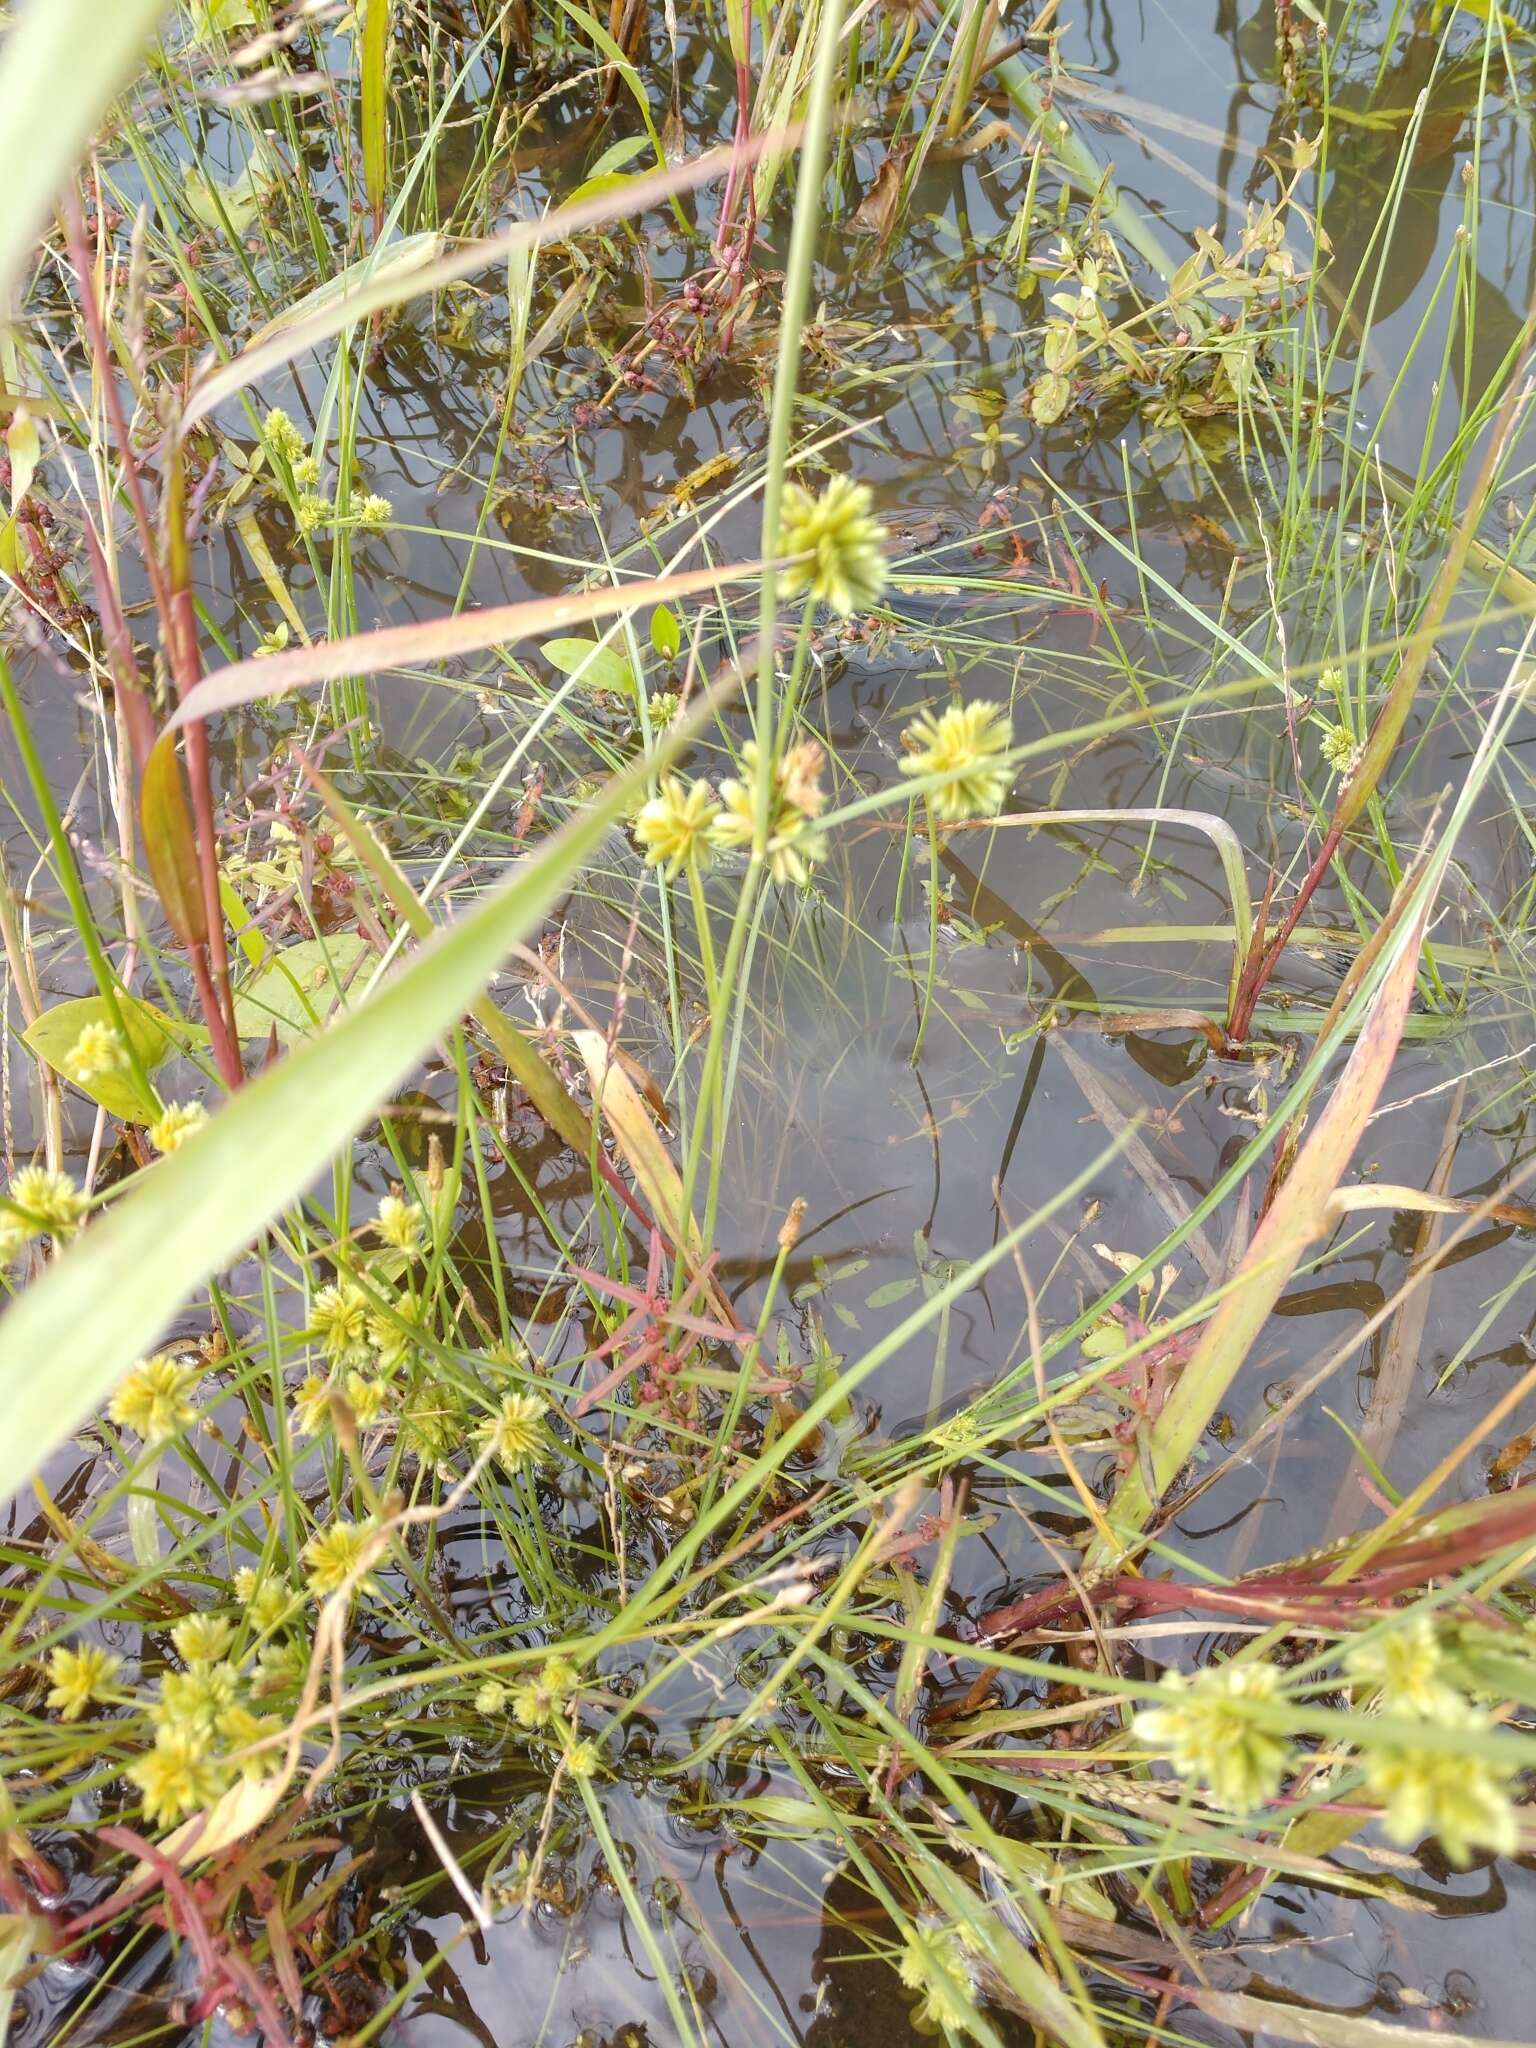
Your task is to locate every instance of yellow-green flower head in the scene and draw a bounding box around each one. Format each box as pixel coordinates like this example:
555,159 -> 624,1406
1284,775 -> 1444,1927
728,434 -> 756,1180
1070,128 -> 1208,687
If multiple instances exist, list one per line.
1319,720 -> 1357,775
149,1101 -> 208,1156
1346,1618 -> 1462,1721
158,1661 -> 240,1733
262,408 -> 305,463
775,476 -> 888,616
64,1021 -> 125,1083
401,1389 -> 462,1463
369,1292 -> 425,1375
233,1568 -> 296,1633
376,1194 -> 424,1255
46,1642 -> 122,1721
291,453 -> 321,489
899,700 -> 1014,821
129,1725 -> 228,1828
357,492 -> 393,530
711,740 -> 828,887
6,1165 -> 87,1243
478,1390 -> 547,1468
296,490 -> 332,536
218,1701 -> 283,1780
344,1369 -> 392,1428
1360,1706 -> 1519,1866
509,1655 -> 577,1730
1133,1658 -> 1292,1814
171,1613 -> 234,1666
294,1372 -> 333,1434
311,1279 -> 372,1369
564,1735 -> 603,1779
635,775 -> 721,879
898,1923 -> 978,2034
302,1517 -> 377,1600
476,1679 -> 509,1715
109,1353 -> 199,1445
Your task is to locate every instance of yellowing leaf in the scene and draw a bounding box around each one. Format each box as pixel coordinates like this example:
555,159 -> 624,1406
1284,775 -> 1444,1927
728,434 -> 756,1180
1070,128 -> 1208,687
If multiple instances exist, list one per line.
573,1029 -> 702,1262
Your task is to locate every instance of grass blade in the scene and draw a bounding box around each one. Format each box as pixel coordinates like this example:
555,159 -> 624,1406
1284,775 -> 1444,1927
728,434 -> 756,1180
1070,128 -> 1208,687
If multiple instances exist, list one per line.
165,561 -> 761,731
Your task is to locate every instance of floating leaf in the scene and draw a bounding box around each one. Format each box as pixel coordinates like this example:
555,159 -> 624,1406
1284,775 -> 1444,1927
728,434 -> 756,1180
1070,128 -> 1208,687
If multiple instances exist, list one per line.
23,994 -> 181,1120
232,933 -> 373,1046
183,164 -> 266,238
542,636 -> 637,697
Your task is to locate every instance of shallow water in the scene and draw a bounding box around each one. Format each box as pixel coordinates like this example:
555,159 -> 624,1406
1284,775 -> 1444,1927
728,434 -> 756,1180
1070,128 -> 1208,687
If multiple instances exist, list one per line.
8,2 -> 1536,2044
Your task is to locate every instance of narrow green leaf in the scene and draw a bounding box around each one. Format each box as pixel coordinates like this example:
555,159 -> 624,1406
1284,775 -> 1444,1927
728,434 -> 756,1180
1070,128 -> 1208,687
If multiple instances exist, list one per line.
140,733 -> 208,946
359,0 -> 391,226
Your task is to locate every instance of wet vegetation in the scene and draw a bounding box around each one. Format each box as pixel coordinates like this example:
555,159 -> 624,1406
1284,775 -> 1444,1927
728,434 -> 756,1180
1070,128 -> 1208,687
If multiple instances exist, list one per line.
5,0 -> 1536,2043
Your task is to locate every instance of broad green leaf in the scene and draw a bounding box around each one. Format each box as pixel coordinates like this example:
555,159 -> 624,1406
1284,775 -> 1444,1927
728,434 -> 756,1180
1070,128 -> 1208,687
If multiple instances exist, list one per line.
183,164 -> 266,238
232,932 -> 373,1046
23,994 -> 181,1121
650,603 -> 680,661
0,0 -> 171,314
584,134 -> 651,182
0,711 -> 704,1508
542,635 -> 636,697
185,0 -> 257,36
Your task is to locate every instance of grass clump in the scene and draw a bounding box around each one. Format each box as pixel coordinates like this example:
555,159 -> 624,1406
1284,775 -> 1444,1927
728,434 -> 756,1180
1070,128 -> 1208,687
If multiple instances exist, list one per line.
1,2 -> 1536,2045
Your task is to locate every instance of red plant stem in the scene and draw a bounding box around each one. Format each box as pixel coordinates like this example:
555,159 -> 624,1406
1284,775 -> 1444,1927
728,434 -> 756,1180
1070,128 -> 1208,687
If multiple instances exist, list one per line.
1225,818 -> 1344,1044
189,941 -> 241,1091
60,193 -> 173,641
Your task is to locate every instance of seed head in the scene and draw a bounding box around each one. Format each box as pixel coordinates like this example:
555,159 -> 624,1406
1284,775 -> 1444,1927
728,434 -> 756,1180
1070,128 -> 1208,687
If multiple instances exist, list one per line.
1360,1706 -> 1519,1866
477,1390 -> 547,1468
634,775 -> 721,878
46,1643 -> 122,1721
6,1165 -> 87,1243
129,1726 -> 228,1828
310,1280 -> 372,1369
302,1517 -> 377,1600
376,1194 -> 424,1254
1346,1617 -> 1462,1721
1133,1658 -> 1292,1814
775,476 -> 888,616
357,492 -> 393,529
296,490 -> 332,536
262,408 -> 305,462
711,740 -> 828,887
898,1924 -> 977,2034
64,1021 -> 125,1083
171,1613 -> 234,1666
148,1101 -> 208,1155
109,1353 -> 199,1445
899,700 -> 1014,821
